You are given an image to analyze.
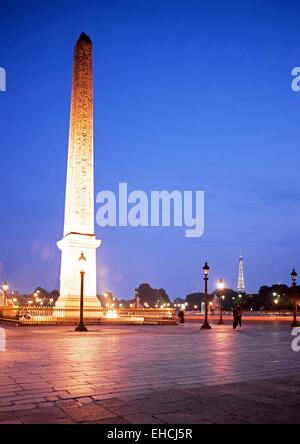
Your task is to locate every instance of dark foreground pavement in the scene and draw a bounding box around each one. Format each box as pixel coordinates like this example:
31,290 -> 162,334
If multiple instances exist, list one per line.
0,322 -> 299,424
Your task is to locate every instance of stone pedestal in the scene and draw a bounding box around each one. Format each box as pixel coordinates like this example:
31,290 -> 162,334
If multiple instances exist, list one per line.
57,234 -> 101,309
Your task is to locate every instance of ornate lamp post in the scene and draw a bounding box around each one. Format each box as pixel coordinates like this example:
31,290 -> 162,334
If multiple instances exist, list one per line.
75,252 -> 88,332
134,288 -> 139,309
201,262 -> 211,330
2,282 -> 8,306
291,269 -> 299,328
217,278 -> 225,325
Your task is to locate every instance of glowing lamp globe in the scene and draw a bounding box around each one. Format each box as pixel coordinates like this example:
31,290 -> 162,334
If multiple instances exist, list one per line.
78,252 -> 87,273
291,269 -> 297,283
203,262 -> 210,276
217,278 -> 225,291
2,282 -> 8,292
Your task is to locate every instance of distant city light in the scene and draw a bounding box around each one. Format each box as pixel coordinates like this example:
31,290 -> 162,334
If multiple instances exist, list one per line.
105,309 -> 118,319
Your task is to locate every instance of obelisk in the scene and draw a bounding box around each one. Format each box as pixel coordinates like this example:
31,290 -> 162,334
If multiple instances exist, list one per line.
237,256 -> 246,294
56,32 -> 101,309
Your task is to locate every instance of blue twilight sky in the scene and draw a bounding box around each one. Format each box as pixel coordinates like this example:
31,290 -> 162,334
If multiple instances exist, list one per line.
0,0 -> 300,299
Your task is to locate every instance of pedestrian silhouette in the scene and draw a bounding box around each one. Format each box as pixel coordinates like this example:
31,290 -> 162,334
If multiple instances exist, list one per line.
178,310 -> 185,324
233,305 -> 242,330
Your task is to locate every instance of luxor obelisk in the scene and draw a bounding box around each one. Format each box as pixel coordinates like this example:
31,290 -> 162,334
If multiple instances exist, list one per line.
56,32 -> 101,309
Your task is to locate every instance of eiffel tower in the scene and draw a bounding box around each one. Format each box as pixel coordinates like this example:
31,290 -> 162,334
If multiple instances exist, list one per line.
237,256 -> 246,293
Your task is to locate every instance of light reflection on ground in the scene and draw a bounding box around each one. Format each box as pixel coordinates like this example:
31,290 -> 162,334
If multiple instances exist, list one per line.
1,323 -> 299,391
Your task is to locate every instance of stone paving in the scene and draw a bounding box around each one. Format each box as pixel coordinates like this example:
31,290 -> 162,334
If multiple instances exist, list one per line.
0,322 -> 299,424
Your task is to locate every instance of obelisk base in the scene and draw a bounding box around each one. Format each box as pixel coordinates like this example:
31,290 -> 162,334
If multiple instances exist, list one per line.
56,233 -> 101,313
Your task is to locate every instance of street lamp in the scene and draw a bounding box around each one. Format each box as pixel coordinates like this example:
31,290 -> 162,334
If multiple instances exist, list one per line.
2,282 -> 8,306
75,252 -> 88,332
134,288 -> 139,309
291,269 -> 299,328
201,262 -> 211,330
217,278 -> 225,325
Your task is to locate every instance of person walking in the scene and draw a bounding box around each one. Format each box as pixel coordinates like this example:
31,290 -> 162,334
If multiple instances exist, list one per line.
233,306 -> 238,330
237,305 -> 242,329
178,309 -> 185,325
233,305 -> 242,330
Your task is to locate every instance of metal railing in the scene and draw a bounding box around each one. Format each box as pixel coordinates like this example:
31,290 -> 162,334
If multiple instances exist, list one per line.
0,306 -> 176,326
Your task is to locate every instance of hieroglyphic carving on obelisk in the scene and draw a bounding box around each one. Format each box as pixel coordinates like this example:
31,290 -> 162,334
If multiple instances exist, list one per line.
64,32 -> 94,236
56,33 -> 101,309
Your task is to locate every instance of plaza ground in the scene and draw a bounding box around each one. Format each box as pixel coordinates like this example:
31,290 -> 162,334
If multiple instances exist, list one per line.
0,321 -> 299,424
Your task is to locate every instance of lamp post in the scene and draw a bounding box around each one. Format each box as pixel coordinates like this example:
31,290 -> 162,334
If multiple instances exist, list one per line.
201,262 -> 211,329
291,269 -> 299,328
75,252 -> 88,332
134,288 -> 139,309
217,278 -> 225,325
2,282 -> 8,306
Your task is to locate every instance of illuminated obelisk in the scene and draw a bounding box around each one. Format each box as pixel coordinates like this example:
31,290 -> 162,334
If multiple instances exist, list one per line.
237,256 -> 246,294
56,32 -> 101,309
